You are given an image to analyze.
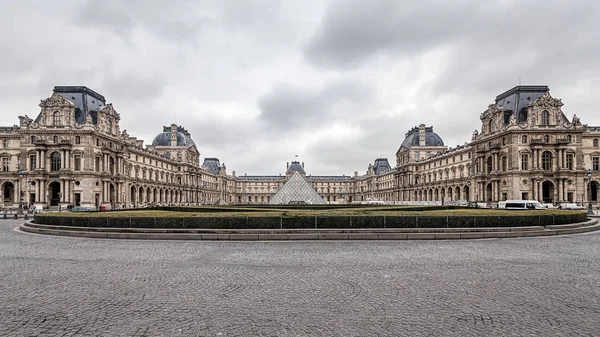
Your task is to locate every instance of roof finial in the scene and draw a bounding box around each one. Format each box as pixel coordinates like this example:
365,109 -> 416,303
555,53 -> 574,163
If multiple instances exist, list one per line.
519,76 -> 521,86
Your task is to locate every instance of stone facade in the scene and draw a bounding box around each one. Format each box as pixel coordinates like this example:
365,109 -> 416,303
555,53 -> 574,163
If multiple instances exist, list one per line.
1,85 -> 599,210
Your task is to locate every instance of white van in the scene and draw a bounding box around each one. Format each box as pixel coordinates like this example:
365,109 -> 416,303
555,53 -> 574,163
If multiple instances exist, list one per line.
504,200 -> 545,210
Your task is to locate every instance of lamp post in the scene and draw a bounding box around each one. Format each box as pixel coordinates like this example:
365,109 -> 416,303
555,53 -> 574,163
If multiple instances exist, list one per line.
17,169 -> 24,215
203,184 -> 206,204
535,176 -> 541,202
587,169 -> 593,216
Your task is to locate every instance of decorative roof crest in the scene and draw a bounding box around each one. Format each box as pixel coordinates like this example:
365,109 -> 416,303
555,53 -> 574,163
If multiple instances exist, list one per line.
39,92 -> 75,108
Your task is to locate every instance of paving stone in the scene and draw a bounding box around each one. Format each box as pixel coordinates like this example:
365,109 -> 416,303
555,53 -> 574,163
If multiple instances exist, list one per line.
1,219 -> 600,336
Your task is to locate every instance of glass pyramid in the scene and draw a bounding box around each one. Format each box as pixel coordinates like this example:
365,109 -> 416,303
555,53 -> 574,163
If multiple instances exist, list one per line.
269,171 -> 326,205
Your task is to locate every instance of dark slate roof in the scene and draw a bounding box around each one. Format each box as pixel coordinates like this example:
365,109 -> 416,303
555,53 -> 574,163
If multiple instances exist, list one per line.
202,158 -> 221,175
401,126 -> 444,148
287,161 -> 305,174
494,85 -> 549,123
237,176 -> 284,181
52,86 -> 106,125
373,158 -> 391,175
308,176 -> 352,181
152,126 -> 196,147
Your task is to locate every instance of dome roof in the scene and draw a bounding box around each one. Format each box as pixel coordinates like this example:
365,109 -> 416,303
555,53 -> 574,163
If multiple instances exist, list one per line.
287,161 -> 305,174
152,125 -> 195,147
401,125 -> 444,148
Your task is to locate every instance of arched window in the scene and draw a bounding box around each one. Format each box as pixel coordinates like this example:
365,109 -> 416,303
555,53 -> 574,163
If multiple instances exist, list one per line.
544,134 -> 550,143
522,135 -> 528,144
487,157 -> 493,173
541,110 -> 550,125
107,120 -> 112,134
51,152 -> 61,171
2,139 -> 7,148
53,111 -> 60,125
542,151 -> 552,171
488,120 -> 494,133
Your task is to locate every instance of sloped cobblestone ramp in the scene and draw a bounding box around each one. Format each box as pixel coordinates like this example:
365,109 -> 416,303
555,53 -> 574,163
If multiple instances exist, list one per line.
2,219 -> 600,336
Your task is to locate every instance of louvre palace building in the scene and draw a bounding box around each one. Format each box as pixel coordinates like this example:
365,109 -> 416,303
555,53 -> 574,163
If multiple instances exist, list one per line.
1,85 -> 599,210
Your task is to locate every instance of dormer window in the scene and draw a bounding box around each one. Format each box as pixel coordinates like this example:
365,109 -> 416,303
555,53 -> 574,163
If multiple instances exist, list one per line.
541,110 -> 550,125
53,111 -> 60,125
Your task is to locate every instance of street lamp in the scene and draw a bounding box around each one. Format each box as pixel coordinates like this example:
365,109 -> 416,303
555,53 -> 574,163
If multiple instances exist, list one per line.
535,176 -> 541,202
587,169 -> 593,216
17,169 -> 24,215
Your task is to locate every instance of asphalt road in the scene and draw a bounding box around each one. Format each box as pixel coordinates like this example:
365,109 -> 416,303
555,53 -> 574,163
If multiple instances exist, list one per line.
1,219 -> 599,336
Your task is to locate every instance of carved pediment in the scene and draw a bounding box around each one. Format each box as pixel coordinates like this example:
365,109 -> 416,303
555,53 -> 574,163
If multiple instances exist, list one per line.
39,92 -> 75,108
529,92 -> 563,109
100,103 -> 120,120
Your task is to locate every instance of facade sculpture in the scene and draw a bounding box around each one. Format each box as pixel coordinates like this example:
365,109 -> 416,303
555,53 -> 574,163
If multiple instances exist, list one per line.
1,85 -> 599,210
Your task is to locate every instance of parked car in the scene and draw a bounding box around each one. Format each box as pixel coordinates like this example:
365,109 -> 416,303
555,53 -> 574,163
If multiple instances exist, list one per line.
542,203 -> 558,209
560,203 -> 585,210
504,200 -> 545,210
70,206 -> 93,212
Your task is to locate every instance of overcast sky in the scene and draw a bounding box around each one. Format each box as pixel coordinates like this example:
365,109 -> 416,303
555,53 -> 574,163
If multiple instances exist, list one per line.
1,0 -> 599,175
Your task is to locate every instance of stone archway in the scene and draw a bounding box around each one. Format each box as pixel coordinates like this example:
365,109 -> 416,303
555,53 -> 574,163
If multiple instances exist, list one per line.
48,181 -> 61,206
455,186 -> 461,201
1,181 -> 15,206
130,185 -> 136,205
486,183 -> 492,202
447,187 -> 453,201
542,181 -> 554,203
464,185 -> 470,201
589,181 -> 598,202
109,183 -> 115,207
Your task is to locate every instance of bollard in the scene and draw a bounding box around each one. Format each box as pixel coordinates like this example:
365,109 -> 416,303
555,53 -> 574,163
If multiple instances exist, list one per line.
14,213 -> 18,219
3,210 -> 6,219
24,213 -> 29,220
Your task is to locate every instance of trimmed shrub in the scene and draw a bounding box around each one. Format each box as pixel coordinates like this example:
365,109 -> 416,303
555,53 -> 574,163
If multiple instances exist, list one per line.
351,216 -> 385,228
384,216 -> 416,228
130,217 -> 156,228
473,216 -> 500,227
316,216 -> 352,229
155,218 -> 184,228
415,216 -> 447,228
447,216 -> 475,228
246,217 -> 281,229
281,216 -> 315,229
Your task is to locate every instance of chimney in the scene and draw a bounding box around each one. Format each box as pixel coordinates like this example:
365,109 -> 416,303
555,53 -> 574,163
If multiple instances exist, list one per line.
302,162 -> 304,168
170,124 -> 177,146
418,124 -> 426,146
287,162 -> 289,169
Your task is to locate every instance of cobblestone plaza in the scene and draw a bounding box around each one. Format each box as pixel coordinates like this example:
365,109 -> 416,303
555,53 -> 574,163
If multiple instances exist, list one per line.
1,220 -> 599,336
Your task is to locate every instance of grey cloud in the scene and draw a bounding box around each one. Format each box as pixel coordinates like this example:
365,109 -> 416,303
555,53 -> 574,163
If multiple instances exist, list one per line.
257,79 -> 374,131
304,0 -> 477,69
73,0 -> 211,42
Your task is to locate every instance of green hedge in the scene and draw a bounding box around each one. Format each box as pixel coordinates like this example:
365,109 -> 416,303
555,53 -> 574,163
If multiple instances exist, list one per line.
34,212 -> 588,229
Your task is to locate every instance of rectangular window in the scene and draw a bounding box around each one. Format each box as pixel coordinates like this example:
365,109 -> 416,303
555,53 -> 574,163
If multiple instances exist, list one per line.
566,153 -> 573,170
95,157 -> 101,172
521,154 -> 528,170
2,158 -> 8,171
502,156 -> 507,171
594,157 -> 599,171
29,155 -> 36,170
74,155 -> 81,171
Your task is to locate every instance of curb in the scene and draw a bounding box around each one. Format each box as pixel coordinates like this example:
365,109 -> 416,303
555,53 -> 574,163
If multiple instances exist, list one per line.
18,219 -> 600,241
